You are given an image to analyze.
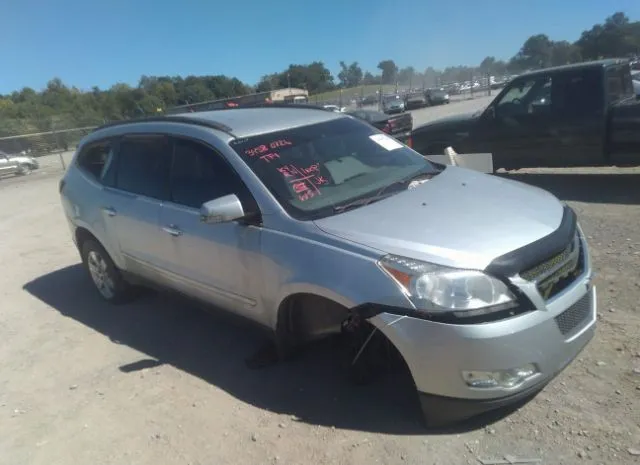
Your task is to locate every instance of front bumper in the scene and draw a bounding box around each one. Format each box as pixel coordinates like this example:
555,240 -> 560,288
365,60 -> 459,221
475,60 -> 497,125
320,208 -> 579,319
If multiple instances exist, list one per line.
369,276 -> 596,426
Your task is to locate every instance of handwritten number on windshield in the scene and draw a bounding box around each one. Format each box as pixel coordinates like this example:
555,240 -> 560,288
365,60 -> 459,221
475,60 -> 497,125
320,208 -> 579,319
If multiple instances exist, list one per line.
245,139 -> 293,158
277,163 -> 328,202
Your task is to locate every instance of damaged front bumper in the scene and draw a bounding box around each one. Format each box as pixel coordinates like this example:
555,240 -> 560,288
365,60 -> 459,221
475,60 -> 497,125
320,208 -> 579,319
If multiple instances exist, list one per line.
364,280 -> 596,428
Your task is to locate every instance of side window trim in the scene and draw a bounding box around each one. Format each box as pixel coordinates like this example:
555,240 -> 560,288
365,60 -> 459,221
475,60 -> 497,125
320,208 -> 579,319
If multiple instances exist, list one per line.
111,133 -> 172,201
166,135 -> 259,214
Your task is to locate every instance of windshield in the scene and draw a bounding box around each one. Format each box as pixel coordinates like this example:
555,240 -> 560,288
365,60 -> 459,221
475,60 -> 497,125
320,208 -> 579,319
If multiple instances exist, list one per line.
229,117 -> 438,220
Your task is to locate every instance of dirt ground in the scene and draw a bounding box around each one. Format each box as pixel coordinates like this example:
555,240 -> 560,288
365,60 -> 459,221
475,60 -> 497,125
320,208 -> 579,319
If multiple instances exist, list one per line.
1,162 -> 639,463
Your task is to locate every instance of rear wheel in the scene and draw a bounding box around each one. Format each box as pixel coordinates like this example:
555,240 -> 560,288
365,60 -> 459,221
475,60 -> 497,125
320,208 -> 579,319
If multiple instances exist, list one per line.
81,239 -> 133,304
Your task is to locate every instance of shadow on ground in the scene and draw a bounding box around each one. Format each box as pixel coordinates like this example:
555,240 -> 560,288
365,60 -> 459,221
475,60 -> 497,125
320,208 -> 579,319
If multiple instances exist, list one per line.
24,264 -> 529,435
498,172 -> 640,205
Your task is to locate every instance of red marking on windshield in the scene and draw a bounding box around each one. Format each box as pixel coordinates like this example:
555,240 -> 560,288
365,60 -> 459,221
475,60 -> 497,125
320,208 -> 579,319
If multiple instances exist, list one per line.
259,153 -> 280,163
269,139 -> 293,149
245,139 -> 293,159
245,144 -> 269,157
277,163 -> 327,202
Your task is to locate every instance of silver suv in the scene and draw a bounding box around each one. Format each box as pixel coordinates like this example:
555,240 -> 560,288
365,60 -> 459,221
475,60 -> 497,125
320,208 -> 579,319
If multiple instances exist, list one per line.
60,106 -> 596,427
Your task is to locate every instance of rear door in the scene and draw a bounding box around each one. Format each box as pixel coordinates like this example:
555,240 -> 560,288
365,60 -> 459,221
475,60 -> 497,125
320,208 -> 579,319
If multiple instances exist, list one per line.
102,134 -> 172,282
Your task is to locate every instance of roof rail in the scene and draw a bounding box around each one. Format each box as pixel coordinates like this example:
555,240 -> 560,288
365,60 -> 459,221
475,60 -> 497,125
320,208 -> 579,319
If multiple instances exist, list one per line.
220,102 -> 333,111
92,115 -> 236,137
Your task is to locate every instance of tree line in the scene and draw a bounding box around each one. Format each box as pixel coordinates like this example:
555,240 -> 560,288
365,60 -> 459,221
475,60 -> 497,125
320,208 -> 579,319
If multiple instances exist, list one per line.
1,11 -> 639,139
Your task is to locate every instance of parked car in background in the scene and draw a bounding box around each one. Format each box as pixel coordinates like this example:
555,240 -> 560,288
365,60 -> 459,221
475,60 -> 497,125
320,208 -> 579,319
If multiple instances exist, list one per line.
632,70 -> 640,97
425,88 -> 450,106
322,104 -> 345,113
60,105 -> 596,428
404,92 -> 427,110
381,95 -> 405,114
0,150 -> 40,177
345,108 -> 413,144
411,59 -> 640,170
359,95 -> 378,107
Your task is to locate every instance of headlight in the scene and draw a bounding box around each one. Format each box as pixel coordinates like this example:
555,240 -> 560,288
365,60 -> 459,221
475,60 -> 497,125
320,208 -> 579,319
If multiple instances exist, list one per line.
444,94 -> 450,99
378,254 -> 516,317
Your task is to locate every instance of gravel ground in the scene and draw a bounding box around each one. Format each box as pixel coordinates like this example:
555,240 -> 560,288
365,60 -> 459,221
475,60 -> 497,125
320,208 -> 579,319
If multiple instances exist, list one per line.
1,101 -> 639,465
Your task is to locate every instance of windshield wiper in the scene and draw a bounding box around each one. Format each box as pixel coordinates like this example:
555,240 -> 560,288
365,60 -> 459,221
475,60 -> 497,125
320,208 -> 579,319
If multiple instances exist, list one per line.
332,169 -> 436,214
332,190 -> 394,213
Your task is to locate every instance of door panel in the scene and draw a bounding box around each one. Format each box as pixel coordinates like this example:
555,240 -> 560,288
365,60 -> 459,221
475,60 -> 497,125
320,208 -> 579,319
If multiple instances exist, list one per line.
471,77 -> 558,169
108,134 -> 172,283
101,188 -> 166,282
157,202 -> 262,319
153,136 -> 263,321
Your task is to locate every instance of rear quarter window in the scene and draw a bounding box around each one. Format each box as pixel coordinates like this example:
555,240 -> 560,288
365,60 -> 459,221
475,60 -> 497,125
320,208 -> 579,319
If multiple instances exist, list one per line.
75,140 -> 115,183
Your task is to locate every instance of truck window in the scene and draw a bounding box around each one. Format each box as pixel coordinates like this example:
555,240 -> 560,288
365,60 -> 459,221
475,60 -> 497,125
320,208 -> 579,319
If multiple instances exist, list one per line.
495,77 -> 551,118
605,65 -> 635,103
551,70 -> 603,118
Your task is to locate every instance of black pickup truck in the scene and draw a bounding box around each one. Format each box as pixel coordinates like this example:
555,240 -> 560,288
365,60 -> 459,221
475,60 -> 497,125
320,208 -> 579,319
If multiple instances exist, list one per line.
411,59 -> 640,170
345,109 -> 413,144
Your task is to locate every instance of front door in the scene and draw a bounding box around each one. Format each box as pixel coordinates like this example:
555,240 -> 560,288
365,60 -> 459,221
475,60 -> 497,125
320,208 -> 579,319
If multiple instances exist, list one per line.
471,76 -> 558,170
157,137 -> 262,320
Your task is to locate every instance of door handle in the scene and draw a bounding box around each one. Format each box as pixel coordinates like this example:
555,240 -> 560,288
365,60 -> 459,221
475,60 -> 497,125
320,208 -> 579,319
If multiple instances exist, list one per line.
162,225 -> 182,237
101,206 -> 117,217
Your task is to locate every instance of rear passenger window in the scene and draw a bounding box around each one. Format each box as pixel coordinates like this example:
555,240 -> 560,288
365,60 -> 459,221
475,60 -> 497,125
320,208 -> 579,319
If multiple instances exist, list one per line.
76,141 -> 113,181
551,71 -> 603,117
115,135 -> 171,199
169,138 -> 251,209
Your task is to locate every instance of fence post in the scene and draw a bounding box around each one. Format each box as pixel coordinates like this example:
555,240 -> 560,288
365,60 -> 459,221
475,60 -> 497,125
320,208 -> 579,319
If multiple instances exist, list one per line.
53,124 -> 66,170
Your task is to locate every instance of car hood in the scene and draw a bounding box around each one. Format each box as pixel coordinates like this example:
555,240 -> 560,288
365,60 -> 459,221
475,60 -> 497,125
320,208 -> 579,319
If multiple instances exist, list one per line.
313,167 -> 564,271
415,111 -> 479,133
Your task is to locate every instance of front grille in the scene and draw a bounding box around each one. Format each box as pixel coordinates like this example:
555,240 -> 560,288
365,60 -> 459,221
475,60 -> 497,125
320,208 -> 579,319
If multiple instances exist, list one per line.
554,291 -> 592,336
520,232 -> 584,300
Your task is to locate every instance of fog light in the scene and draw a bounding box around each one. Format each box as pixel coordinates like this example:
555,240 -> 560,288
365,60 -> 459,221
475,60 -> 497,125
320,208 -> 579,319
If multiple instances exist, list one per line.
462,364 -> 538,389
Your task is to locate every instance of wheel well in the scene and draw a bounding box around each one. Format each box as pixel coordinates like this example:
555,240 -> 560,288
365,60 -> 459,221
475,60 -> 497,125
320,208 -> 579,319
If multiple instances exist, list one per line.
276,293 -> 350,345
75,227 -> 98,253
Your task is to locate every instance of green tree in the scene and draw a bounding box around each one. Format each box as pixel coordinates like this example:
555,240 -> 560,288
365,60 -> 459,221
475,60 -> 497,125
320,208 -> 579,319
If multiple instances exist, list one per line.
337,61 -> 363,88
377,60 -> 398,85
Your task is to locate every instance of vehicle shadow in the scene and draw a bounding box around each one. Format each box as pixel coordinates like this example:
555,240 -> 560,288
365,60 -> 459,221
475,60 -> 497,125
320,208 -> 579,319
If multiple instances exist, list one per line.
23,265 -> 527,435
498,172 -> 640,205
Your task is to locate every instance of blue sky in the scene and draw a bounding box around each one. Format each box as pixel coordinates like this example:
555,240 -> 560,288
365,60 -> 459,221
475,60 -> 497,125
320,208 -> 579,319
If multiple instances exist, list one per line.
2,0 -> 639,94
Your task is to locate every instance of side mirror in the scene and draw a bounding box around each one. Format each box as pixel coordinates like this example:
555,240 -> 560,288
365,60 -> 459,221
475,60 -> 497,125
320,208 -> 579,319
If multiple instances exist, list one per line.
200,194 -> 246,224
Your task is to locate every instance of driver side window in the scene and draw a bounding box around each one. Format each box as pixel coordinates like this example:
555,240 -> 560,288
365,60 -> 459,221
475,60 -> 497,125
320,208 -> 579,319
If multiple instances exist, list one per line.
169,138 -> 256,211
495,77 -> 552,118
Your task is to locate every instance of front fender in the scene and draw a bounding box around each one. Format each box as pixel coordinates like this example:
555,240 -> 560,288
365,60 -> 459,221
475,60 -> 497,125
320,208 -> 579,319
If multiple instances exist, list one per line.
260,229 -> 414,330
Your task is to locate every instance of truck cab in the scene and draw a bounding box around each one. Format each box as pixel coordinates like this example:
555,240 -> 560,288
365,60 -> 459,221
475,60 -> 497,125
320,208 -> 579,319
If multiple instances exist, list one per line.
411,59 -> 640,170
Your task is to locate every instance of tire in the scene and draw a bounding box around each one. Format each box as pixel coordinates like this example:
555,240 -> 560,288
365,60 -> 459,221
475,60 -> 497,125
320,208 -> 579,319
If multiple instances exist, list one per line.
17,164 -> 32,176
81,239 -> 133,304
